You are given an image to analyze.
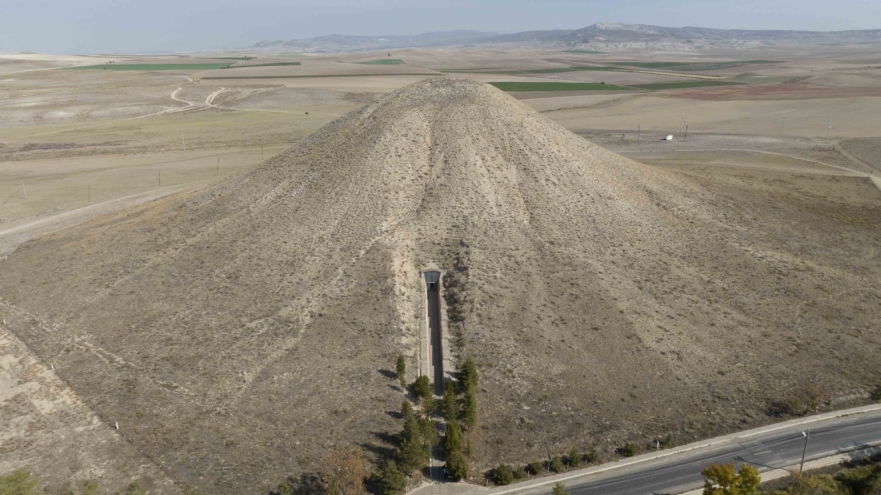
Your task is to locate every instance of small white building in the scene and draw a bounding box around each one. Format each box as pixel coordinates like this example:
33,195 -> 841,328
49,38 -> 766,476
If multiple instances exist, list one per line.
664,135 -> 674,141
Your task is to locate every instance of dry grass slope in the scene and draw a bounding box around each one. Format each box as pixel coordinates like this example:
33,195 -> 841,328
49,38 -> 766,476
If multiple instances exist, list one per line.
0,78 -> 879,493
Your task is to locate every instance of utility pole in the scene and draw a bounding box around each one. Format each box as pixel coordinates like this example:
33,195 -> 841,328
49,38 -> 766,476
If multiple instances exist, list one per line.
680,116 -> 685,137
824,124 -> 832,150
21,178 -> 27,200
800,431 -> 810,473
158,170 -> 161,186
217,157 -> 220,172
181,128 -> 186,151
685,125 -> 688,140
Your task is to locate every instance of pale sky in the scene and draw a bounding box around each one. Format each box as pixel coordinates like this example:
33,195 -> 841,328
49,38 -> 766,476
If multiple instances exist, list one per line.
1,0 -> 879,54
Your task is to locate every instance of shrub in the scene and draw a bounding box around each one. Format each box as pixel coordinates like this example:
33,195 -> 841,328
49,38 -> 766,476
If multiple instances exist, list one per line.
552,482 -> 571,495
700,461 -> 760,495
528,462 -> 544,475
514,466 -> 527,479
660,433 -> 674,448
568,449 -> 582,468
0,470 -> 39,495
586,448 -> 599,463
493,464 -> 514,485
871,385 -> 881,402
414,376 -> 432,403
549,456 -> 565,473
621,443 -> 641,457
125,479 -> 147,495
379,461 -> 408,495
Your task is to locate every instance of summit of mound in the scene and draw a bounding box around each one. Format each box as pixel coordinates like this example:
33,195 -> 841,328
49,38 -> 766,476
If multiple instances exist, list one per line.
1,78 -> 879,493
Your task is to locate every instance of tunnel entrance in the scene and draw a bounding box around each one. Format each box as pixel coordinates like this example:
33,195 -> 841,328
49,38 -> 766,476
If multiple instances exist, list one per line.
424,271 -> 444,395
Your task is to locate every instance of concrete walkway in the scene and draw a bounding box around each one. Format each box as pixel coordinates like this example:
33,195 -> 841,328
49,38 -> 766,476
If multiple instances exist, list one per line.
408,481 -> 486,495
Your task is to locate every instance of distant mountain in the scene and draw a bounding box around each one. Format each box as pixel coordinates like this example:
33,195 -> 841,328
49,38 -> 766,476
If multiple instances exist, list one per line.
490,22 -> 881,49
252,30 -> 497,52
252,23 -> 881,52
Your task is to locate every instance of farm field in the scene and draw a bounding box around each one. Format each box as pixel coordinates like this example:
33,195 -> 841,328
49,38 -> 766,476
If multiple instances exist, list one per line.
489,81 -> 634,91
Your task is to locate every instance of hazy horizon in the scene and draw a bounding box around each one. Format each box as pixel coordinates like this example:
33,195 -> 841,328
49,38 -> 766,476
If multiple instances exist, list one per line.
1,0 -> 880,54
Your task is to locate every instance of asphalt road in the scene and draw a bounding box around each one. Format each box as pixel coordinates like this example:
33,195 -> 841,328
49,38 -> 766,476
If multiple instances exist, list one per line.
469,408 -> 881,495
565,412 -> 881,495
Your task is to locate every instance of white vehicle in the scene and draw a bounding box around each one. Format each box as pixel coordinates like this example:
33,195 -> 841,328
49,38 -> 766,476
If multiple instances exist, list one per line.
664,135 -> 674,141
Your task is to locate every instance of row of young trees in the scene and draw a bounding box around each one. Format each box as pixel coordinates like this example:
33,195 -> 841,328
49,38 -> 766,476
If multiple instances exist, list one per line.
384,355 -> 480,490
440,356 -> 480,481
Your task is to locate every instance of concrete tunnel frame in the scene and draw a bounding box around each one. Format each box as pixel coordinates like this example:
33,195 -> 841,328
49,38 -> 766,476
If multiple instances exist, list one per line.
420,267 -> 452,396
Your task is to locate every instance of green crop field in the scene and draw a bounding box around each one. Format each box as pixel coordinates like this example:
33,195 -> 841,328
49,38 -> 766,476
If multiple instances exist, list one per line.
489,82 -> 633,92
610,62 -> 693,68
628,80 -> 743,90
610,60 -> 780,71
357,59 -> 406,65
523,66 -> 625,74
442,66 -> 623,75
562,50 -> 607,54
74,63 -> 234,71
226,62 -> 301,68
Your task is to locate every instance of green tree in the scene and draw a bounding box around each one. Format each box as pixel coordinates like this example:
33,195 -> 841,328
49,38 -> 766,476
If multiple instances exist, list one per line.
549,456 -> 565,473
458,357 -> 478,391
414,376 -> 432,404
442,381 -> 458,422
446,450 -> 470,481
461,384 -> 478,429
396,356 -> 407,390
419,417 -> 439,448
552,482 -> 572,495
379,461 -> 408,495
399,401 -> 428,474
398,436 -> 428,475
422,397 -> 438,417
0,470 -> 39,495
568,449 -> 582,469
701,462 -> 761,495
444,421 -> 463,454
464,439 -> 473,459
493,465 -> 514,485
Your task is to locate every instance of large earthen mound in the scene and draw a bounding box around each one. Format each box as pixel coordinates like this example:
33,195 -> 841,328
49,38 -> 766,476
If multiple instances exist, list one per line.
1,78 -> 879,493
